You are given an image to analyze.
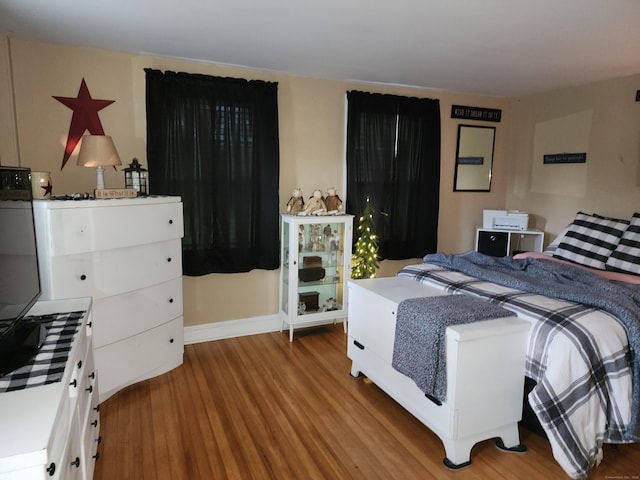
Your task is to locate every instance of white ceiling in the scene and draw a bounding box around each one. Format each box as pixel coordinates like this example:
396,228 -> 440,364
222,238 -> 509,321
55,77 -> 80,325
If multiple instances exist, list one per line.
1,0 -> 640,97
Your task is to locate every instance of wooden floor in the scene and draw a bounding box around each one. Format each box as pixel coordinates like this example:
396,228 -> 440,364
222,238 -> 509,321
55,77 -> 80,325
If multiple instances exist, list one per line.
94,325 -> 640,480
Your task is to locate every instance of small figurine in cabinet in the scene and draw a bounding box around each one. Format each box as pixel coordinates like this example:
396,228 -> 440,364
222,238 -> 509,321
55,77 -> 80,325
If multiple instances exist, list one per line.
323,297 -> 337,311
298,225 -> 305,251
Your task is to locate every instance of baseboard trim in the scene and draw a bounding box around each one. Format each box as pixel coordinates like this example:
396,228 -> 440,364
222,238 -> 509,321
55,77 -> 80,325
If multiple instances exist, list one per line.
184,314 -> 283,344
184,315 -> 347,344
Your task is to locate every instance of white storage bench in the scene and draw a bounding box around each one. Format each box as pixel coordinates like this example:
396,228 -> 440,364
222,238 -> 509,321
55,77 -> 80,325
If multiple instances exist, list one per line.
347,276 -> 530,468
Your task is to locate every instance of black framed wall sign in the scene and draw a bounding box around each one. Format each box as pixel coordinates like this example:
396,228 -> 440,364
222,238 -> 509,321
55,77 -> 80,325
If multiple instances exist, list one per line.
451,105 -> 502,122
543,153 -> 587,164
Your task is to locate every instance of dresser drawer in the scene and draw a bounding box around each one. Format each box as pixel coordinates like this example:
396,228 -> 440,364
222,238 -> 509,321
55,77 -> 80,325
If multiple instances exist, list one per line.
94,317 -> 184,402
348,285 -> 399,364
44,202 -> 183,256
41,240 -> 182,300
79,350 -> 99,480
67,344 -> 88,403
92,278 -> 183,348
46,395 -> 72,480
76,344 -> 97,430
58,413 -> 84,480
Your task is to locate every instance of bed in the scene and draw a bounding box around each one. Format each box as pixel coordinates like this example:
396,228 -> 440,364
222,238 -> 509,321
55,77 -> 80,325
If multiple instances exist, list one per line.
348,211 -> 640,479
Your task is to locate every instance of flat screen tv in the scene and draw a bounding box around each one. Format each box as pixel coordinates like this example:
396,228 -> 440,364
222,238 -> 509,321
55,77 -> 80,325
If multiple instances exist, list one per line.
0,166 -> 44,377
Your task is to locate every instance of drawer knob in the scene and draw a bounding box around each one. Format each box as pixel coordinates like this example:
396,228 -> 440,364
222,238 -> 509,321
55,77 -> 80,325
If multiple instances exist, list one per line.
77,360 -> 83,369
490,235 -> 496,241
93,452 -> 100,460
94,404 -> 101,412
71,457 -> 80,468
169,298 -> 174,303
70,379 -> 77,388
167,257 -> 172,263
91,419 -> 98,427
169,338 -> 175,344
86,385 -> 93,393
80,274 -> 87,281
89,371 -> 96,379
47,462 -> 56,476
169,219 -> 174,225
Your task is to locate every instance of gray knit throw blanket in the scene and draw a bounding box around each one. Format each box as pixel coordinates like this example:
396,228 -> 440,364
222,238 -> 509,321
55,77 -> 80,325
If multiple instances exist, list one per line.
392,294 -> 515,403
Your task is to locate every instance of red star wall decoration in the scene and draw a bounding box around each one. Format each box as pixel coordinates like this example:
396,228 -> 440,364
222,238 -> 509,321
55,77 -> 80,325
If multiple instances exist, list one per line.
53,78 -> 115,170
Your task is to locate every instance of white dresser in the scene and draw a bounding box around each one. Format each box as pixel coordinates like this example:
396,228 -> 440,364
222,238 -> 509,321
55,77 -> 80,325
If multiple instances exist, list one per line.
0,298 -> 99,480
33,197 -> 184,402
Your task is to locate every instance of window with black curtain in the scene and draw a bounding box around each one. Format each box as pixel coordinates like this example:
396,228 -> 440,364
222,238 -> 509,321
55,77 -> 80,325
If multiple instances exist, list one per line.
145,69 -> 280,275
346,91 -> 441,260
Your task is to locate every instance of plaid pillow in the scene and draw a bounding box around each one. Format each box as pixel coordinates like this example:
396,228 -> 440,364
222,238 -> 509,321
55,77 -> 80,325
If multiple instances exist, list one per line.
543,226 -> 570,255
606,213 -> 640,275
553,212 -> 628,270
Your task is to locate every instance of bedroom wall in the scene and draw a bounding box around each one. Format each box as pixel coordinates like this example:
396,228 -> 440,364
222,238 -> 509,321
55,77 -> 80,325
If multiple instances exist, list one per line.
0,35 -> 509,326
506,74 -> 640,242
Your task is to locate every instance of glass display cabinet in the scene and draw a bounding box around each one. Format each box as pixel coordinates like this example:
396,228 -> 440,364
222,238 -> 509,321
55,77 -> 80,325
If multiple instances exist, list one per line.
279,214 -> 353,341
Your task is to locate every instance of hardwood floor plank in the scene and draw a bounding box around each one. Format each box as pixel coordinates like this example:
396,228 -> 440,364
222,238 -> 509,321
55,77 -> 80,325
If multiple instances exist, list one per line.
93,325 -> 640,479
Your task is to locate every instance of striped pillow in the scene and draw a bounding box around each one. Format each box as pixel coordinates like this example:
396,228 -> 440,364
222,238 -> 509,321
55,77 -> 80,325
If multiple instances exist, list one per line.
553,212 -> 628,270
606,213 -> 640,275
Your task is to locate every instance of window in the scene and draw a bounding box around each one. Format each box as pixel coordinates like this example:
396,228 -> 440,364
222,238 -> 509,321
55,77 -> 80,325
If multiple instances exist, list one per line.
145,69 -> 280,275
346,91 -> 440,260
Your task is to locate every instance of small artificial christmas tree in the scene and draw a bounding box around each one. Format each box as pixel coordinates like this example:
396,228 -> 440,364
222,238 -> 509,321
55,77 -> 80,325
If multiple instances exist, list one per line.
351,200 -> 380,279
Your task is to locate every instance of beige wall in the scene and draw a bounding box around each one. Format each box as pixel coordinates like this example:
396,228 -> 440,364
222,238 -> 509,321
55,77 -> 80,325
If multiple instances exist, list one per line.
1,35 -> 510,326
506,74 -> 640,241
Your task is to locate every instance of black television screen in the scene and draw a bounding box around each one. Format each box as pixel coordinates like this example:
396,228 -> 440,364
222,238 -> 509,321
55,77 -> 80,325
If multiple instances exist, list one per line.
0,166 -> 44,377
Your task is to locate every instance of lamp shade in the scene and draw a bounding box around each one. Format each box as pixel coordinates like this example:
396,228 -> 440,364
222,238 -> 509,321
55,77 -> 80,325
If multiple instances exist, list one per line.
77,135 -> 122,167
77,135 -> 122,191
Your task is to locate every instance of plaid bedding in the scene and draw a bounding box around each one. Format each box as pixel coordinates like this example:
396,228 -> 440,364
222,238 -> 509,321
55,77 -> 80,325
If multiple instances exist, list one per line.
398,262 -> 633,480
0,311 -> 83,393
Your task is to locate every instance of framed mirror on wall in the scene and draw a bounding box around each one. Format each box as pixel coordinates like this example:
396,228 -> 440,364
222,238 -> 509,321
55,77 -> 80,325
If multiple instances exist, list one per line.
453,124 -> 496,191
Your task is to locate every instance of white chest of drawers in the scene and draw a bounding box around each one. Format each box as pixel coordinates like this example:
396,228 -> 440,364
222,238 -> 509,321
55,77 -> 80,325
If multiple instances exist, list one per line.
0,298 -> 99,480
33,197 -> 185,402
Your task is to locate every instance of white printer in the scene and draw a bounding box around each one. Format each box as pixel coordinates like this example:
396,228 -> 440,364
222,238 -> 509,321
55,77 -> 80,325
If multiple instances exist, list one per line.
483,210 -> 529,231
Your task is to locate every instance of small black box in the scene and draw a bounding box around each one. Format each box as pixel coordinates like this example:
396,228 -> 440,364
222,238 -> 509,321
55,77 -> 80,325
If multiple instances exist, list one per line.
298,267 -> 325,282
302,255 -> 322,267
477,231 -> 508,257
299,291 -> 319,311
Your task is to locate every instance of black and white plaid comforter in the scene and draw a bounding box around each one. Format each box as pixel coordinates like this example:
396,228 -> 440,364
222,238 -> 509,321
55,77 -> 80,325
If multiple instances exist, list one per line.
398,262 -> 633,480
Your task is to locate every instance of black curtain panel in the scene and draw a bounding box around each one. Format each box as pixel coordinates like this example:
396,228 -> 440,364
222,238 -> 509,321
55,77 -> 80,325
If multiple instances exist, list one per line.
145,69 -> 280,275
346,91 -> 440,260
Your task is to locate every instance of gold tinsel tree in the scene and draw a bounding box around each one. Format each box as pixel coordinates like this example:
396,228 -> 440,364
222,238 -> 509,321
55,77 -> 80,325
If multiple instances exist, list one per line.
351,200 -> 380,279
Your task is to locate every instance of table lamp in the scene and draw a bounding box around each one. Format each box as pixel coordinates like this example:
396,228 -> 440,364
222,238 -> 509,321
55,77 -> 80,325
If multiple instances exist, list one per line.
77,135 -> 121,190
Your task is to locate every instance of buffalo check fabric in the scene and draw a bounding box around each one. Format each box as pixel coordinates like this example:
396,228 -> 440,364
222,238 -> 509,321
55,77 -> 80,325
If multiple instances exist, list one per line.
0,311 -> 83,393
606,213 -> 640,275
553,212 -> 628,270
397,262 -> 632,480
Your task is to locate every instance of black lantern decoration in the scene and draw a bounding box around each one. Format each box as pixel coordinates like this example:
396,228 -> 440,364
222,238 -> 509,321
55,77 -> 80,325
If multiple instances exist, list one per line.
123,158 -> 148,196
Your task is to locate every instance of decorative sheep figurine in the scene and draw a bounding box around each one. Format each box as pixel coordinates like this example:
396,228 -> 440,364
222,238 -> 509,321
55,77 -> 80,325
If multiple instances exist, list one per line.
286,188 -> 305,214
324,187 -> 343,214
300,189 -> 327,216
